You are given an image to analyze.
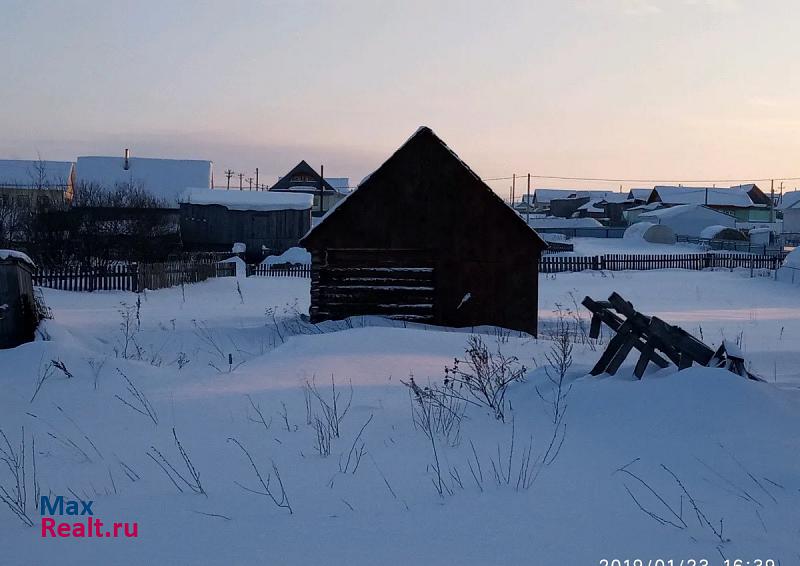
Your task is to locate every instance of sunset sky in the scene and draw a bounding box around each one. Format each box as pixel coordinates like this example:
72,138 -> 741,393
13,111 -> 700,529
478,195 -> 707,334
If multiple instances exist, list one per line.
2,0 -> 799,193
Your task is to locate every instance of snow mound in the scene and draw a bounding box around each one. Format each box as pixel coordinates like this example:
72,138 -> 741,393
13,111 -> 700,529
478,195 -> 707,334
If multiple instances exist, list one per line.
700,225 -> 747,241
623,222 -> 676,244
0,249 -> 36,267
784,248 -> 800,268
262,247 -> 311,266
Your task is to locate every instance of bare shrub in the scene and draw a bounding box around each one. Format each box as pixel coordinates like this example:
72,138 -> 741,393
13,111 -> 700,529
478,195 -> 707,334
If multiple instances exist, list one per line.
0,427 -> 36,527
87,357 -> 107,390
442,335 -> 526,422
227,437 -> 292,514
403,377 -> 465,447
246,395 -> 272,432
536,306 -> 574,466
312,417 -> 332,457
304,375 -> 353,439
338,414 -> 372,474
147,428 -> 205,495
30,358 -> 55,403
114,369 -> 158,425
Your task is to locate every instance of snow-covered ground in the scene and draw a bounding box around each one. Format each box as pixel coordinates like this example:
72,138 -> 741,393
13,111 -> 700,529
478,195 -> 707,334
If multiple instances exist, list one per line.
553,237 -> 705,256
1,271 -> 799,565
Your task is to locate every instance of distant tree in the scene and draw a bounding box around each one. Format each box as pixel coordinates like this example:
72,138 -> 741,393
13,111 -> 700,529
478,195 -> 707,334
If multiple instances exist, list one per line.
31,180 -> 179,267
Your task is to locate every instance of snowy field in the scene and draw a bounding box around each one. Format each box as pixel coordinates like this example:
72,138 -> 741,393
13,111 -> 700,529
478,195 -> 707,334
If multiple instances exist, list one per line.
558,237 -> 705,256
1,270 -> 799,565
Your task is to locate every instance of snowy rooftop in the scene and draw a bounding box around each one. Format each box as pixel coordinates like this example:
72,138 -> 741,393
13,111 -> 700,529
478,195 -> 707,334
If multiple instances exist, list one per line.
778,190 -> 800,210
652,186 -> 756,207
0,159 -> 73,188
639,203 -> 729,219
528,189 -> 626,204
179,188 -> 313,211
628,188 -> 653,201
325,177 -> 351,195
76,156 -> 212,208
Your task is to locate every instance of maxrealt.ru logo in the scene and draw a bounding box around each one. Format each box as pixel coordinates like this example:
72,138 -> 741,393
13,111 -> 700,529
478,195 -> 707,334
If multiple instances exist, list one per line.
40,496 -> 138,538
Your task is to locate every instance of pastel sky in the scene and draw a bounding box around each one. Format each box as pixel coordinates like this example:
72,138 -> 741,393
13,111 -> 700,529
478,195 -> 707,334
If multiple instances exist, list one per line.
2,0 -> 799,193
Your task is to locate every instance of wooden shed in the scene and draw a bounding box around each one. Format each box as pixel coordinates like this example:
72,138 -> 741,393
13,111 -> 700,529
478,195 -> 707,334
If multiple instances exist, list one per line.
0,250 -> 38,349
179,188 -> 313,262
300,127 -> 547,335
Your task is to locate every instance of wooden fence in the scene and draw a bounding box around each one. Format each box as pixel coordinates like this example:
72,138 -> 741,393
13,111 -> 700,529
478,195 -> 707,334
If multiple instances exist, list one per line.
248,264 -> 312,278
34,252 -> 785,292
34,261 -> 236,292
34,265 -> 137,292
540,253 -> 784,273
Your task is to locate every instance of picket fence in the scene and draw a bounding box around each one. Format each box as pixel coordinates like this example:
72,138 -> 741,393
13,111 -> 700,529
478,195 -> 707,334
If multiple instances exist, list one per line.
34,261 -> 236,292
33,252 -> 785,292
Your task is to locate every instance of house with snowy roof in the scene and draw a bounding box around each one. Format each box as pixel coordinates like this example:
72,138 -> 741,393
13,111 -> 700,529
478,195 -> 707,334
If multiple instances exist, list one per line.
178,188 -> 313,261
780,193 -> 800,235
524,189 -> 620,212
269,160 -> 349,216
627,188 -> 653,203
647,185 -> 772,222
75,150 -> 212,208
0,159 -> 75,208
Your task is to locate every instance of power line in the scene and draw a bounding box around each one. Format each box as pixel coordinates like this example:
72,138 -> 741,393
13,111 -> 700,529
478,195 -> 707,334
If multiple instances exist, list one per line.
482,173 -> 800,184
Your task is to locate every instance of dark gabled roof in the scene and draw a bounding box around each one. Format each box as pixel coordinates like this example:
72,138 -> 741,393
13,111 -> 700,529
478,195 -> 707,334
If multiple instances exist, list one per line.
270,160 -> 337,193
302,126 -> 547,249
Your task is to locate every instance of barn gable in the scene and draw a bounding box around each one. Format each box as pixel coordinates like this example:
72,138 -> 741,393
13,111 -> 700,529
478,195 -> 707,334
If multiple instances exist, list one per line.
301,126 -> 546,335
302,127 -> 545,254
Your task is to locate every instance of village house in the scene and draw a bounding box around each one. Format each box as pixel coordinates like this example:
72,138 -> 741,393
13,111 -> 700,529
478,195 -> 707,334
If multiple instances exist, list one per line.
76,150 -> 213,207
301,127 -> 547,335
778,191 -> 800,237
0,159 -> 75,208
268,160 -> 349,216
524,189 -> 609,213
647,185 -> 772,223
179,188 -> 313,262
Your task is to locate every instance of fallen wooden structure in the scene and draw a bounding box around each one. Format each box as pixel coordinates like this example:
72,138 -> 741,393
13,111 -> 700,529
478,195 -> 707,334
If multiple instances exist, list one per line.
582,292 -> 762,381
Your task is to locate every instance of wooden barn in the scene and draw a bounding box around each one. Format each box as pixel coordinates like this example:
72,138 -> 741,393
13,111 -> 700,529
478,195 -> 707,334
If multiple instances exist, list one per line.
179,188 -> 313,262
300,127 -> 547,335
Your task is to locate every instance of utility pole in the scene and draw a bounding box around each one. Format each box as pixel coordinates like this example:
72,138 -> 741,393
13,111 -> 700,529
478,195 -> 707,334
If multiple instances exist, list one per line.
526,173 -> 531,225
247,177 -> 253,190
512,173 -> 516,206
255,168 -> 259,190
319,164 -> 325,214
770,179 -> 775,223
225,169 -> 234,190
238,173 -> 244,191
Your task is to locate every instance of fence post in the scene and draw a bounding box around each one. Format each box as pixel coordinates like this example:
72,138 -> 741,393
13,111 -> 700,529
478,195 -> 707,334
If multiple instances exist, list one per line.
132,262 -> 139,293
